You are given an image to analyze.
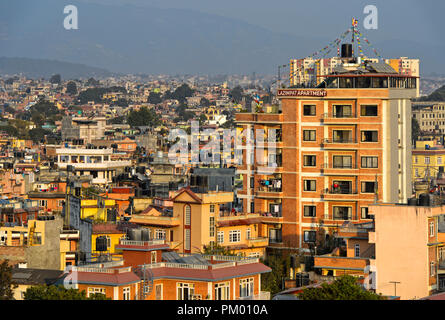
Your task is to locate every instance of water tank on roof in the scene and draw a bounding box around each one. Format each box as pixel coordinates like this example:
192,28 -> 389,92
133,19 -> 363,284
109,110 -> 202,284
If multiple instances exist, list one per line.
341,43 -> 353,58
128,229 -> 141,241
408,197 -> 418,206
419,193 -> 431,206
96,236 -> 108,252
141,229 -> 150,241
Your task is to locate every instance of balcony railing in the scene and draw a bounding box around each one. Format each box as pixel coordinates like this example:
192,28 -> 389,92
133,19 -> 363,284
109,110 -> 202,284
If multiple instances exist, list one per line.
322,138 -> 357,144
238,291 -> 271,300
322,112 -> 357,119
119,239 -> 165,246
323,188 -> 358,195
257,186 -> 282,193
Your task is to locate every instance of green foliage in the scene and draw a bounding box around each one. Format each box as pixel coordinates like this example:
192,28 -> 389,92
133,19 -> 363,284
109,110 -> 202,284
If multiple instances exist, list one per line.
202,244 -> 237,256
412,117 -> 421,141
0,125 -> 19,137
298,275 -> 386,300
147,92 -> 162,104
229,86 -> 244,104
127,107 -> 160,127
175,104 -> 195,122
77,86 -> 126,104
31,99 -> 59,117
109,115 -> 126,124
200,97 -> 211,107
66,81 -> 78,95
24,285 -> 110,300
171,84 -> 194,103
0,260 -> 17,300
28,128 -> 51,143
261,252 -> 291,295
49,74 -> 61,84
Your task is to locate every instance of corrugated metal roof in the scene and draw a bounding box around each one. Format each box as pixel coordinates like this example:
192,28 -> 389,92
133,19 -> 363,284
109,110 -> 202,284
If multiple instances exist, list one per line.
367,62 -> 397,74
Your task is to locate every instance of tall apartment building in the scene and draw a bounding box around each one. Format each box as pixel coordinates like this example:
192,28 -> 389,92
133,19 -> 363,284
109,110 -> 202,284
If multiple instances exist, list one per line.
412,102 -> 445,133
236,52 -> 417,250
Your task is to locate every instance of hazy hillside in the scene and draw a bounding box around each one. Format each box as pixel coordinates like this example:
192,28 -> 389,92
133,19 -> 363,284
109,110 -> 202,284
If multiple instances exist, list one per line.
0,57 -> 113,79
0,0 -> 443,75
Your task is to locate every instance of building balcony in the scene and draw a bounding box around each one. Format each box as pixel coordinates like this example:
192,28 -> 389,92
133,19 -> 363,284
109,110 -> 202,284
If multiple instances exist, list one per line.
321,164 -> 359,176
255,186 -> 282,199
246,237 -> 269,248
314,255 -> 369,273
237,291 -> 271,300
321,113 -> 358,124
321,139 -> 358,149
321,188 -> 359,201
57,160 -> 132,170
130,214 -> 180,227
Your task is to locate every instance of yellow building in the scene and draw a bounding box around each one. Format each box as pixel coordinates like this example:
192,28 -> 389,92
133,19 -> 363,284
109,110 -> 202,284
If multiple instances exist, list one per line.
80,199 -> 118,222
412,140 -> 445,182
91,223 -> 125,257
129,188 -> 271,258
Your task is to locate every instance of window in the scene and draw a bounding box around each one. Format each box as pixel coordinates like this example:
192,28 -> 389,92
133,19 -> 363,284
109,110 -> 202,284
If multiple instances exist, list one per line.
88,287 -> 105,298
303,105 -> 316,116
239,278 -> 254,298
354,244 -> 360,257
430,222 -> 435,237
151,251 -> 157,264
414,157 -> 418,164
215,282 -> 230,300
333,130 -> 352,143
250,177 -> 254,189
155,284 -> 163,300
361,131 -> 378,142
303,231 -> 316,243
217,231 -> 224,244
229,230 -> 241,243
425,157 -> 430,164
155,229 -> 166,240
361,181 -> 377,193
185,205 -> 191,225
333,105 -> 352,118
39,200 -> 47,208
360,105 -> 378,116
431,262 -> 436,277
303,155 -> 316,167
246,228 -> 251,240
209,217 -> 215,237
250,201 -> 254,214
333,206 -> 352,220
184,229 -> 191,250
177,283 -> 195,300
303,130 -> 316,141
361,156 -> 378,168
210,204 -> 215,213
361,207 -> 371,219
332,180 -> 352,194
304,205 -> 316,217
304,180 -> 316,191
123,287 -> 131,300
333,155 -> 352,168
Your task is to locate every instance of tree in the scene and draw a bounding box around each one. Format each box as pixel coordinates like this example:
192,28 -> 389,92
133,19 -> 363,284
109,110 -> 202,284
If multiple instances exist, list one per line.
49,74 -> 61,84
298,275 -> 386,300
24,285 -> 110,300
28,128 -> 51,143
0,260 -> 16,300
66,81 -> 77,95
171,84 -> 194,103
127,107 -> 160,127
412,117 -> 421,141
147,92 -> 162,104
261,252 -> 292,295
229,86 -> 243,104
200,97 -> 211,107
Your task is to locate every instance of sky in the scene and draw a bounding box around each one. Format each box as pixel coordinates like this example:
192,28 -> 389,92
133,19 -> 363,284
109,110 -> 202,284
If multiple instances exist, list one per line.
81,0 -> 443,46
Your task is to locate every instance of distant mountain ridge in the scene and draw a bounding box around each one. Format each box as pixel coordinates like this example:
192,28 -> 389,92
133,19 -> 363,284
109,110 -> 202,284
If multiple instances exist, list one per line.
417,85 -> 445,102
0,57 -> 114,79
0,0 -> 443,75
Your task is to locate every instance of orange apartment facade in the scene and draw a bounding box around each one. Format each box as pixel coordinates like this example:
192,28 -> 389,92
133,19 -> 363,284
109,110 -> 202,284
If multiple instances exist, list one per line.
236,71 -> 417,250
313,201 -> 445,300
115,239 -> 271,300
